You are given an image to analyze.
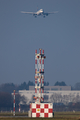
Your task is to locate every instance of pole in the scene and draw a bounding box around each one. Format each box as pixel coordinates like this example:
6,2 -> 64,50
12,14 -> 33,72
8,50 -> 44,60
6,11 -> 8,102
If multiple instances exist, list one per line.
13,90 -> 15,116
19,104 -> 21,112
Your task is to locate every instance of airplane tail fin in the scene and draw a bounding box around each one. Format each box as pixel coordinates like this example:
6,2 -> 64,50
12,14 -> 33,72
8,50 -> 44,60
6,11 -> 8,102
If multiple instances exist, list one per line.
37,6 -> 39,11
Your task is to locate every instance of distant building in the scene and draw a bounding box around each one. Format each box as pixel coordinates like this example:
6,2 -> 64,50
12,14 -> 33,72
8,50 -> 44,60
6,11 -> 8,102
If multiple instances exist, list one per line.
18,86 -> 80,105
29,86 -> 71,91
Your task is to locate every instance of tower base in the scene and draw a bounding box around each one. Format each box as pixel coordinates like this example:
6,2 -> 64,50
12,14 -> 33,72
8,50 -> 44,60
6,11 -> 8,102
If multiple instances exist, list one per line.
29,103 -> 53,118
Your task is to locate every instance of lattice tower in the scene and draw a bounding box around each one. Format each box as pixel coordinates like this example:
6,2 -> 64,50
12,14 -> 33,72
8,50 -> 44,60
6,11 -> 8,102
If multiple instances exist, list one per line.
35,49 -> 46,103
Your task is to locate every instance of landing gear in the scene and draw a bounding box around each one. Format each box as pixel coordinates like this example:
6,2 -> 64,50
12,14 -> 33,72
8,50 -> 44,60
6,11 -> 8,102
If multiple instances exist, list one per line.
43,16 -> 45,18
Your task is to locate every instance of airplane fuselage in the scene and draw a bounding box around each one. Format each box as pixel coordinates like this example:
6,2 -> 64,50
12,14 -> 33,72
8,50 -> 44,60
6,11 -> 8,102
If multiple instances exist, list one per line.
35,9 -> 44,16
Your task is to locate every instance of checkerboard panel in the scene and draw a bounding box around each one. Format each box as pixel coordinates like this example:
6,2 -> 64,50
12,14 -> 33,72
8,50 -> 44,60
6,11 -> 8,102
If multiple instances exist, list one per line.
31,103 -> 53,117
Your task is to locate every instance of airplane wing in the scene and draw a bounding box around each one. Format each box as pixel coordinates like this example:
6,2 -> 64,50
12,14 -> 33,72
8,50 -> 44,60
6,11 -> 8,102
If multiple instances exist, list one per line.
48,11 -> 58,14
21,11 -> 35,15
44,11 -> 58,15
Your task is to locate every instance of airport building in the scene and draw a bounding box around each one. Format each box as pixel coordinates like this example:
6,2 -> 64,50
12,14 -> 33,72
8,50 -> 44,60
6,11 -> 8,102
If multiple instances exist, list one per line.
18,86 -> 80,105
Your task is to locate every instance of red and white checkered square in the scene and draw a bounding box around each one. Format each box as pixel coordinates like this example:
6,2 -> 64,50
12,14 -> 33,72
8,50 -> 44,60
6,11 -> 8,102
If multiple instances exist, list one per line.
31,103 -> 53,118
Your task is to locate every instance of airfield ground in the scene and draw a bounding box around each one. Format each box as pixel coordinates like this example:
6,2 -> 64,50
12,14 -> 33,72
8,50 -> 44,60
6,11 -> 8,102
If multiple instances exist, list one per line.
0,112 -> 80,120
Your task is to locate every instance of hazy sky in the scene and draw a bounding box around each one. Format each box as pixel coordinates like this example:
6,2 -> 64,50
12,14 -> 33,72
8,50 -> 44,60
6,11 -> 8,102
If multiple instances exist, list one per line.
0,0 -> 80,86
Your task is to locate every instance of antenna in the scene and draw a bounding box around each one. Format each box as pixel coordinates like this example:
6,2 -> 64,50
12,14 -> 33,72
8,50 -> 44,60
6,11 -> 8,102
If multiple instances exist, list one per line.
35,49 -> 46,103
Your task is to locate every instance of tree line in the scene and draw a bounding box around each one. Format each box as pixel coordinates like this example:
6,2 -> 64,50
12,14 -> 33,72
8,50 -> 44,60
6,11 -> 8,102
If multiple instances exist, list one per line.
0,81 -> 80,111
0,92 -> 29,111
0,81 -> 80,94
0,81 -> 49,93
0,81 -> 49,111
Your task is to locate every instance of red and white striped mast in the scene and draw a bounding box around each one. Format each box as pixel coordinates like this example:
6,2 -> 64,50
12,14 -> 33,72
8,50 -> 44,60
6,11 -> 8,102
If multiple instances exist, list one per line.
19,104 -> 21,112
35,49 -> 46,103
13,90 -> 15,116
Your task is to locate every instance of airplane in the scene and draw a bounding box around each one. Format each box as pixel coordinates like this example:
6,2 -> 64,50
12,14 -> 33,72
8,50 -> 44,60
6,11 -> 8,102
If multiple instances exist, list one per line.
21,9 -> 58,17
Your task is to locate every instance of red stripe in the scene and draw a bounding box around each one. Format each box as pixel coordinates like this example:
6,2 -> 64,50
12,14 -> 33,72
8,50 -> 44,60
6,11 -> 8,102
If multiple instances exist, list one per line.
35,59 -> 37,64
35,69 -> 37,73
39,88 -> 41,93
42,50 -> 44,54
14,99 -> 15,103
39,69 -> 41,72
39,49 -> 41,54
42,89 -> 44,93
35,88 -> 37,93
39,79 -> 41,83
14,107 -> 15,111
39,59 -> 41,64
35,50 -> 37,54
35,80 -> 37,84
